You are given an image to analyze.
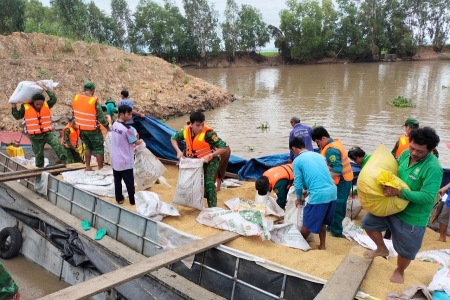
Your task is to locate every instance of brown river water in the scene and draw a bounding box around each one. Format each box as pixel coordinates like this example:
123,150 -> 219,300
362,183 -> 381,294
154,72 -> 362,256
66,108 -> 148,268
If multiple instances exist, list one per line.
166,61 -> 450,166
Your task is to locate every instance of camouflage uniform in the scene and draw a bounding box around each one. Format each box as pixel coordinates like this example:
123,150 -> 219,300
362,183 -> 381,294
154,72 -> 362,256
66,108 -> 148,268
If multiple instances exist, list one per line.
63,122 -> 83,164
11,90 -> 67,168
79,101 -> 109,155
171,128 -> 227,207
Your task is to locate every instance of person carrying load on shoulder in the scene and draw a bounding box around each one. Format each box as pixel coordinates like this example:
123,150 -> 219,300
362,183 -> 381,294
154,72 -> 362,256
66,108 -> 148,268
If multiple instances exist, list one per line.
392,118 -> 438,159
312,126 -> 353,238
100,105 -> 112,138
255,163 -> 294,209
72,82 -> 109,171
60,118 -> 83,164
10,82 -> 67,168
362,127 -> 442,284
170,111 -> 228,207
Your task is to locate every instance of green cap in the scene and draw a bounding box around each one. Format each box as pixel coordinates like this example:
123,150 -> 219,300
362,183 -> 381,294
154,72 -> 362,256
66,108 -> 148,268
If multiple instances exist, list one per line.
404,118 -> 419,128
83,82 -> 96,90
31,93 -> 45,101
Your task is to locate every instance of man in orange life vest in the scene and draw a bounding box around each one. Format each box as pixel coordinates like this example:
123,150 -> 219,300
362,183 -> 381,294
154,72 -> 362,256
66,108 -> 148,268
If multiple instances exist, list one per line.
312,126 -> 354,237
392,118 -> 439,159
72,82 -> 110,171
11,84 -> 67,168
170,111 -> 228,207
255,164 -> 294,209
61,118 -> 83,164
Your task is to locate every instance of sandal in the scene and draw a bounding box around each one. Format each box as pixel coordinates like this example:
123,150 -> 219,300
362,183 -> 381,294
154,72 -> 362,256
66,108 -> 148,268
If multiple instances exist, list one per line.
81,220 -> 91,231
94,229 -> 107,240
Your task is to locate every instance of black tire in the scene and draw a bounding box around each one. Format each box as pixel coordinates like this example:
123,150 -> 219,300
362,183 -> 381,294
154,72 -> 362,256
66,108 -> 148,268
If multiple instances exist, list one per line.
0,227 -> 22,259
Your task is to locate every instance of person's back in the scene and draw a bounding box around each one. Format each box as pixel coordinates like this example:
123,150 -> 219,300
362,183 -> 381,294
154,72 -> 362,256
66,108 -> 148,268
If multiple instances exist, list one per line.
289,117 -> 313,162
110,121 -> 136,171
293,151 -> 336,204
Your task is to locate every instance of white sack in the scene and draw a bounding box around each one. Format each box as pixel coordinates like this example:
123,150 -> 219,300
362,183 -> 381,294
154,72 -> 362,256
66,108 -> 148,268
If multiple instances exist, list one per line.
9,80 -> 59,104
270,223 -> 311,251
416,249 -> 450,268
196,207 -> 271,240
428,267 -> 450,296
135,191 -> 179,219
173,158 -> 204,210
346,198 -> 362,220
75,183 -> 128,198
104,131 -> 112,164
35,172 -> 50,196
134,142 -> 166,190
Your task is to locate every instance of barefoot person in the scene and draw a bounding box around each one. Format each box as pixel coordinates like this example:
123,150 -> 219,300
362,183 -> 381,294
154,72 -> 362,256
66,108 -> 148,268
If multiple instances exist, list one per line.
290,137 -> 337,250
362,127 -> 443,284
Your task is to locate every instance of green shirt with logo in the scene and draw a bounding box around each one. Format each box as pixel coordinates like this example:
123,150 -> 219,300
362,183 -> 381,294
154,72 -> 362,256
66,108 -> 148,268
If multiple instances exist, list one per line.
396,149 -> 443,226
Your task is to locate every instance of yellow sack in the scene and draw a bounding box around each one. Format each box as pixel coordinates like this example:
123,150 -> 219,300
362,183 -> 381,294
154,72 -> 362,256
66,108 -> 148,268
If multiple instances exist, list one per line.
5,145 -> 24,157
77,144 -> 86,162
356,144 -> 410,216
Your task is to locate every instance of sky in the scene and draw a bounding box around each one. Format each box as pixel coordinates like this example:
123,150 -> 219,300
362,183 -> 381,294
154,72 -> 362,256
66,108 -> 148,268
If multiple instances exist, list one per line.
40,0 -> 287,29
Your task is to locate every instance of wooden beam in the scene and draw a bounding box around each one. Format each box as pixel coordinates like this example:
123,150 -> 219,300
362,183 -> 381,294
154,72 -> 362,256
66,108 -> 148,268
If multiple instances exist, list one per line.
314,247 -> 373,300
38,231 -> 240,300
0,165 -> 85,183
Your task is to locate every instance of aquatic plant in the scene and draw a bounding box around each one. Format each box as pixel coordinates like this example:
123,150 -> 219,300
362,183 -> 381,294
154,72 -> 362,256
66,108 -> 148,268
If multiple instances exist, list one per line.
257,122 -> 270,129
387,96 -> 415,108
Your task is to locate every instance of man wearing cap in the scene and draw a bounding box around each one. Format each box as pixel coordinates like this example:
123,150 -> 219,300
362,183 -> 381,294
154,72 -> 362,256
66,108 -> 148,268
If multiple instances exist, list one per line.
10,82 -> 67,168
117,90 -> 145,124
72,82 -> 110,171
288,117 -> 313,163
392,118 -> 439,159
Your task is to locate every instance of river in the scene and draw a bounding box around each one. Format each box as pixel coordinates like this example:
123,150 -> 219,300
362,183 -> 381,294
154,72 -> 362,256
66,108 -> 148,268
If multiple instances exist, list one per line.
165,61 -> 450,166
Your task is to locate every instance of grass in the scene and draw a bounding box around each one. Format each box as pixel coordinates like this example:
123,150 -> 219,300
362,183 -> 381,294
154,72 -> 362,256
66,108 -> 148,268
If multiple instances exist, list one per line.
117,63 -> 127,72
387,96 -> 415,108
37,67 -> 50,79
259,51 -> 278,57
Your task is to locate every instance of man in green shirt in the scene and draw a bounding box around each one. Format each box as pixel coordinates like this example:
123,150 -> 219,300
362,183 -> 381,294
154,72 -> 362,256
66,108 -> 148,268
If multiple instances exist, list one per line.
348,147 -> 371,169
171,111 -> 228,207
362,127 -> 443,284
11,84 -> 67,168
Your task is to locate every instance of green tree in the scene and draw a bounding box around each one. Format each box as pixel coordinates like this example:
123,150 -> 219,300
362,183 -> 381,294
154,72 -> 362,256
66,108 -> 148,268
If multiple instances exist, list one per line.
111,0 -> 132,49
237,5 -> 270,54
24,0 -> 47,33
0,0 -> 26,35
86,1 -> 115,44
52,0 -> 88,39
221,0 -> 240,61
182,0 -> 220,67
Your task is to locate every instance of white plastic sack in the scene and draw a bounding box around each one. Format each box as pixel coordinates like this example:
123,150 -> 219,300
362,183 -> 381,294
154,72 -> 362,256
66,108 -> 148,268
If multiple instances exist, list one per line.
135,191 -> 180,219
284,197 -> 304,229
35,172 -> 50,196
196,207 -> 271,240
346,198 -> 362,220
428,267 -> 450,296
104,131 -> 112,164
270,223 -> 311,251
134,142 -> 166,191
9,80 -> 59,104
75,183 -> 128,198
173,158 -> 204,210
416,249 -> 450,268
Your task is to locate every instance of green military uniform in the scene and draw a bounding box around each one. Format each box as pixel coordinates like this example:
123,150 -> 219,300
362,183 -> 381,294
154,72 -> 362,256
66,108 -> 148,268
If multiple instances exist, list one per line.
64,121 -> 83,164
324,138 -> 352,237
11,90 -> 67,168
171,127 -> 227,207
105,99 -> 118,120
273,178 -> 291,209
79,101 -> 109,155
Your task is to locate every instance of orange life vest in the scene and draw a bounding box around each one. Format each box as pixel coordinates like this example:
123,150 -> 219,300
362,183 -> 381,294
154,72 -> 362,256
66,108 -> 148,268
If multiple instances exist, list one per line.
100,115 -> 112,137
263,164 -> 294,190
395,134 -> 409,158
320,139 -> 354,185
72,94 -> 99,131
183,125 -> 214,158
23,102 -> 52,135
60,123 -> 80,148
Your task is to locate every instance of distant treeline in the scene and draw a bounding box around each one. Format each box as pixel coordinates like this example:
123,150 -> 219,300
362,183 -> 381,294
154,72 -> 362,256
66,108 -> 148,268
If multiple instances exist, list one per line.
1,0 -> 449,65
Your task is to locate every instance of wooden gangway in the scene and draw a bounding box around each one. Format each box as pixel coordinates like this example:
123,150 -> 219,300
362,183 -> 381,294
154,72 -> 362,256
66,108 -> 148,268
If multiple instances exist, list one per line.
38,231 -> 240,300
0,164 -> 85,183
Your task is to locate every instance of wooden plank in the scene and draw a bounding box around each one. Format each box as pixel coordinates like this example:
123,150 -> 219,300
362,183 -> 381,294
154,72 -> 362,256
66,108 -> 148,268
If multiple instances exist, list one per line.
0,166 -> 85,183
314,247 -> 373,300
0,164 -> 66,175
38,231 -> 240,300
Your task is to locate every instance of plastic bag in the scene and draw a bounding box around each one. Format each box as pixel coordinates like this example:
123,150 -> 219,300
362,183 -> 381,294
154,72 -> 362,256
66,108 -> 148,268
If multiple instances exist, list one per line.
103,131 -> 112,164
346,198 -> 362,220
8,80 -> 59,103
134,142 -> 166,191
428,267 -> 450,296
357,144 -> 410,216
270,223 -> 311,251
135,191 -> 180,219
173,158 -> 204,210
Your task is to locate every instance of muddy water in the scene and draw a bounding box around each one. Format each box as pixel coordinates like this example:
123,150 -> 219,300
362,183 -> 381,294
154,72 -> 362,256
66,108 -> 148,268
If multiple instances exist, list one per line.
166,61 -> 450,166
0,255 -> 68,299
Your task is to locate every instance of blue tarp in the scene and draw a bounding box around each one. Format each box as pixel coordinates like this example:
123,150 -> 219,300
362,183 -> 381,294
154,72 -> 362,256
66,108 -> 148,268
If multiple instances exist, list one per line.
133,116 -> 450,186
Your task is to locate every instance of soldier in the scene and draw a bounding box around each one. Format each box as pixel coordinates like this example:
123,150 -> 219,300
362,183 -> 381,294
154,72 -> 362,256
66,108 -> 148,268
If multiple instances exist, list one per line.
72,82 -> 109,171
61,119 -> 83,164
170,111 -> 228,207
11,83 -> 67,168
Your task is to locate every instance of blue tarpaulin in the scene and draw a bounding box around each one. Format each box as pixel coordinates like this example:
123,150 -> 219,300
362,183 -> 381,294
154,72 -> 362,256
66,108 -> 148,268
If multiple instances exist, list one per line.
133,116 -> 450,185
